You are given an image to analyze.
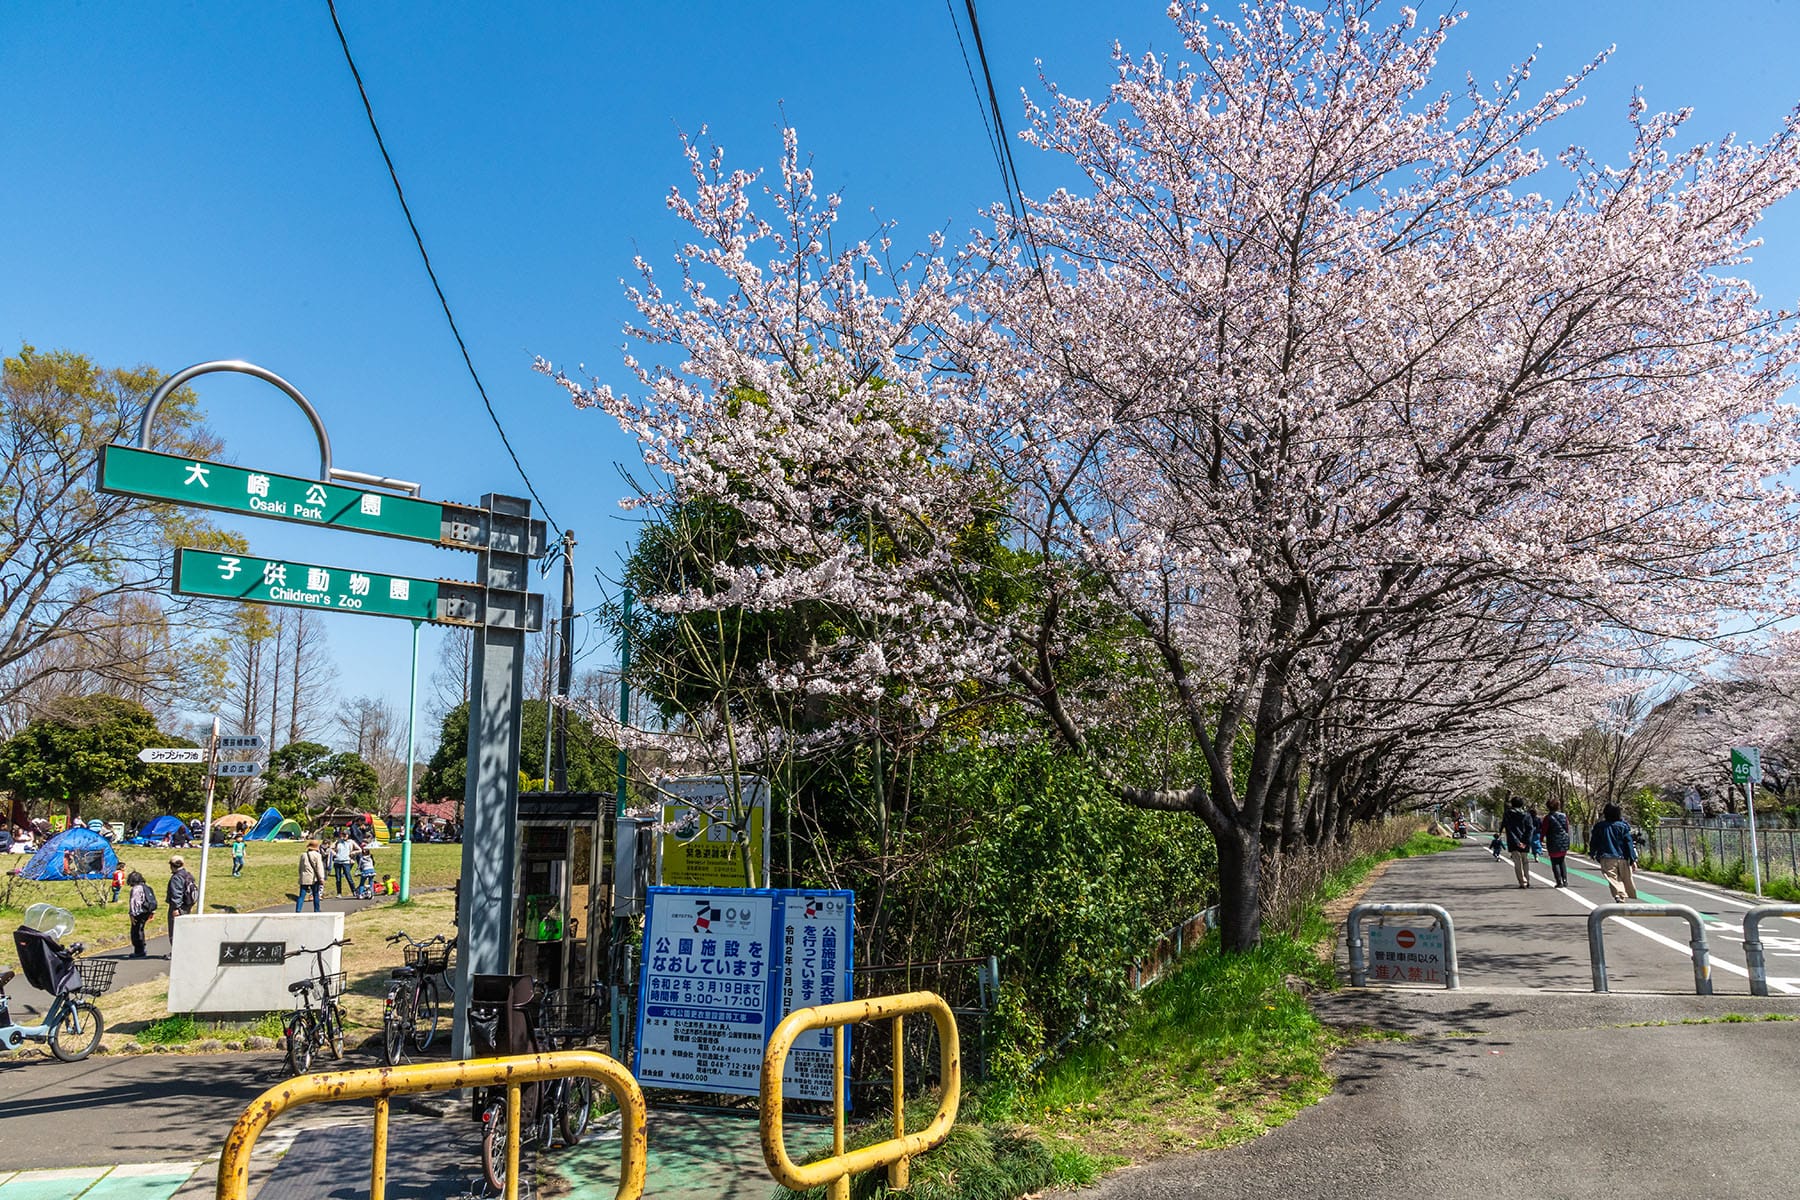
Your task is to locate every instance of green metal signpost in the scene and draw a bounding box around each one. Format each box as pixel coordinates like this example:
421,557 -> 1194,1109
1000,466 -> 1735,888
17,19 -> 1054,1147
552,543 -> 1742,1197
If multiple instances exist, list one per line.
100,445 -> 445,542
116,359 -> 543,1062
173,549 -> 444,622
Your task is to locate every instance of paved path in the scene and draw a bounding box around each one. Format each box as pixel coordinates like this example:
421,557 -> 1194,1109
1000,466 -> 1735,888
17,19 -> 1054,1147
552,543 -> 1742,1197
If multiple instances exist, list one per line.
1078,843 -> 1800,1200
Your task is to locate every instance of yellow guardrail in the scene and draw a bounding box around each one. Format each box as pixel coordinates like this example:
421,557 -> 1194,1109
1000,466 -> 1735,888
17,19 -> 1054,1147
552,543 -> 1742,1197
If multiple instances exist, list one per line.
760,991 -> 960,1200
216,1050 -> 647,1200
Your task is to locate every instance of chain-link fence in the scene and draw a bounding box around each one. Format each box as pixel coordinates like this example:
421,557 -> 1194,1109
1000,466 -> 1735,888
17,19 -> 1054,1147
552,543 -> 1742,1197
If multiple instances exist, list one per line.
1650,822 -> 1800,884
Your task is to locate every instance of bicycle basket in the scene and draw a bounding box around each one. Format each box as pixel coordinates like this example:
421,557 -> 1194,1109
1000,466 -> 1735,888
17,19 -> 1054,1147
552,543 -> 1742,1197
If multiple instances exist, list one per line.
539,987 -> 602,1040
403,941 -> 453,973
321,971 -> 347,1000
74,957 -> 117,996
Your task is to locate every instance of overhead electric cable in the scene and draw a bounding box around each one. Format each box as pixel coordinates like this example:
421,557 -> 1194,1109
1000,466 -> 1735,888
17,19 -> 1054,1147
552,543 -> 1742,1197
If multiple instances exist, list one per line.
944,0 -> 1010,215
324,0 -> 562,535
960,0 -> 1056,304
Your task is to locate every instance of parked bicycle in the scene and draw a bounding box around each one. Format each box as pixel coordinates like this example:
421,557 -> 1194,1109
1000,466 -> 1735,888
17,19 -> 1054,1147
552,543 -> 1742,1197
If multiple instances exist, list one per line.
2,904 -> 114,1062
381,931 -> 454,1065
282,937 -> 351,1075
473,977 -> 603,1193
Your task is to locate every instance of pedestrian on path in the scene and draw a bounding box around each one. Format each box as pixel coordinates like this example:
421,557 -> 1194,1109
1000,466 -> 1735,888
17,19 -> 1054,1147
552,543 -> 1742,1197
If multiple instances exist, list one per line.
1527,805 -> 1543,862
231,834 -> 246,877
165,856 -> 197,946
1540,798 -> 1572,887
1502,796 -> 1536,888
297,839 -> 327,913
126,870 -> 156,957
331,834 -> 355,895
356,842 -> 377,899
1589,803 -> 1639,901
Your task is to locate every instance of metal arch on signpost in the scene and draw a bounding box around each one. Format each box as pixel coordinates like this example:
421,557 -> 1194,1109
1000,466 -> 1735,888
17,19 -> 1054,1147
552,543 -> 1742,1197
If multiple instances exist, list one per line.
136,359 -> 422,496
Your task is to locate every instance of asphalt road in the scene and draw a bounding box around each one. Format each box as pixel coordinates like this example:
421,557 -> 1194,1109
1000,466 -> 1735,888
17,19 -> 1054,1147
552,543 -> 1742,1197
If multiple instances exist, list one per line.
1079,843 -> 1800,1200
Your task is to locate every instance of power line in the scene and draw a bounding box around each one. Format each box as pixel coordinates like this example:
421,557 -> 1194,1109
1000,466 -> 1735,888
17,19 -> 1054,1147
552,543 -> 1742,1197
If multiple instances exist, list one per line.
944,0 -> 1010,219
958,0 -> 1055,303
324,0 -> 562,535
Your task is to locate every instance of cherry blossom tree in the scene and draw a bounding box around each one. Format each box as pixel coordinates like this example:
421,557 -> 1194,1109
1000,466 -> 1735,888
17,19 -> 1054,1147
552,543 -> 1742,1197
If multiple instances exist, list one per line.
549,1 -> 1800,950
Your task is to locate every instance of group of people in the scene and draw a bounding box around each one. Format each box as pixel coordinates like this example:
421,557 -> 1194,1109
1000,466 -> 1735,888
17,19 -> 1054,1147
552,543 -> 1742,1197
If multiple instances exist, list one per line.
1491,795 -> 1640,901
118,855 -> 198,958
294,828 -> 389,911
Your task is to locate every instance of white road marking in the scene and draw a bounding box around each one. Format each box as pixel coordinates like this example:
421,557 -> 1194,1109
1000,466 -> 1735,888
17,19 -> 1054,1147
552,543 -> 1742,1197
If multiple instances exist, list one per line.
1529,863 -> 1800,995
1566,854 -> 1800,931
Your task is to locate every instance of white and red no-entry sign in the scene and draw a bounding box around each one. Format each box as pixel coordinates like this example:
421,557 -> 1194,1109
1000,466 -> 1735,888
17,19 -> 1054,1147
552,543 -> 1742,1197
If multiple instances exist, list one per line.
1366,922 -> 1444,985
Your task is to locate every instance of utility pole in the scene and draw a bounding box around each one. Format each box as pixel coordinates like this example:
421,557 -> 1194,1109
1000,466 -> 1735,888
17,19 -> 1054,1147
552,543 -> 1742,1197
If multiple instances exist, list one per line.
553,528 -> 576,791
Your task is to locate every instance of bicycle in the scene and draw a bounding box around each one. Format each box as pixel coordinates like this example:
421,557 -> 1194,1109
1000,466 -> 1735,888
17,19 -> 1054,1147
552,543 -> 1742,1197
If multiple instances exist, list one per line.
476,979 -> 603,1194
380,931 -> 454,1065
3,913 -> 115,1062
281,937 -> 351,1075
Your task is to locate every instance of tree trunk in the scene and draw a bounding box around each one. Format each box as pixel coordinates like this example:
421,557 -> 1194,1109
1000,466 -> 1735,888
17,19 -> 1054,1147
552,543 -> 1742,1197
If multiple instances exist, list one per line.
1215,824 -> 1263,952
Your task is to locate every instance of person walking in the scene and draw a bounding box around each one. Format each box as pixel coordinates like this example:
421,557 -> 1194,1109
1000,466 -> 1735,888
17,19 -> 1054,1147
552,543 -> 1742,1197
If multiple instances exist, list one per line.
125,870 -> 156,957
1502,796 -> 1536,889
165,856 -> 197,947
1527,805 -> 1543,862
297,839 -> 328,913
331,833 -> 355,896
231,834 -> 247,877
1540,798 -> 1573,887
1589,802 -> 1640,901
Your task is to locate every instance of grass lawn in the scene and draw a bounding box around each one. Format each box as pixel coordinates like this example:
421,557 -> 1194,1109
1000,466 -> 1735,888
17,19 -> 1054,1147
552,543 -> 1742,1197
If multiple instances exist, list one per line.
1,842 -> 464,948
63,889 -> 460,1054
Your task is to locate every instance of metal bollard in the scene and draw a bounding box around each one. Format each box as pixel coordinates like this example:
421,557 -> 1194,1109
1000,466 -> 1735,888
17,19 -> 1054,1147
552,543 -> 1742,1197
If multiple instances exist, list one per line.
1345,903 -> 1459,990
1742,904 -> 1800,996
1587,904 -> 1712,995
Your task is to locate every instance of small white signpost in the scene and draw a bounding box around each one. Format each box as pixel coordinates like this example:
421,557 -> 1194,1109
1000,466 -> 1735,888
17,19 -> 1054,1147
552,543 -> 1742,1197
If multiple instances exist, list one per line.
140,726 -> 268,914
138,747 -> 205,764
1364,922 -> 1447,986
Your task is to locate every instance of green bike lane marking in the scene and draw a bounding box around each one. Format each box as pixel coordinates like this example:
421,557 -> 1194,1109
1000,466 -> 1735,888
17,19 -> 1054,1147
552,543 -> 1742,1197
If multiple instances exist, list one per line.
0,1164 -> 196,1200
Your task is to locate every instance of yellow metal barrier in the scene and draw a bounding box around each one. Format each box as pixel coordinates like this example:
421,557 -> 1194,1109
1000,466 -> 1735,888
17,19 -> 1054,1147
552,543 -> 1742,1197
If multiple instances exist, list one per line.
216,1050 -> 647,1200
761,991 -> 960,1200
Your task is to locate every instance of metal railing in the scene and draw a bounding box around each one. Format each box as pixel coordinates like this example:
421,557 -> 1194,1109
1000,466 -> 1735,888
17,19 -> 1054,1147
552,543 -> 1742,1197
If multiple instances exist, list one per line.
1742,904 -> 1800,996
1652,822 -> 1800,885
1587,904 -> 1712,995
1345,903 -> 1460,989
761,991 -> 960,1200
215,1050 -> 647,1200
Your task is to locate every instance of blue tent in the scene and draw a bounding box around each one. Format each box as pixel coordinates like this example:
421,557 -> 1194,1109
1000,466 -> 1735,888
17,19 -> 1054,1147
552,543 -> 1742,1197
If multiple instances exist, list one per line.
19,826 -> 119,881
246,806 -> 285,841
136,814 -> 186,842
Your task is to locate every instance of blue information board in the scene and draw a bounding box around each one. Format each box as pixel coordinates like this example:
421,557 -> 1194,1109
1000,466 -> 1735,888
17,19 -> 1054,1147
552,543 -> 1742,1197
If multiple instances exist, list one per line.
634,886 -> 854,1100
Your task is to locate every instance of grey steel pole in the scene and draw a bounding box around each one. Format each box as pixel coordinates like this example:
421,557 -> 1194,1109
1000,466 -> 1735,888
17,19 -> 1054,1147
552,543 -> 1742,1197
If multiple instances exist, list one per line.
1746,780 -> 1764,896
452,495 -> 534,1060
399,619 -> 420,903
195,717 -> 221,915
1743,904 -> 1800,996
554,529 -> 575,792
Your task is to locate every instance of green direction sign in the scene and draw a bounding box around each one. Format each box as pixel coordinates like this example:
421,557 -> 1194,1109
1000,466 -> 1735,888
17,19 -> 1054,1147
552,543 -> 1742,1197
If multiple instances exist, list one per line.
1731,746 -> 1762,786
100,445 -> 443,543
174,548 -> 440,622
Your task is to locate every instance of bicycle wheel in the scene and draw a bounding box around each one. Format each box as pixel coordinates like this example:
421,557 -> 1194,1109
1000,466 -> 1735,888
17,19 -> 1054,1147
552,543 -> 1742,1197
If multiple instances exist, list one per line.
480,1099 -> 511,1193
326,1003 -> 345,1060
558,1076 -> 593,1146
382,985 -> 414,1066
284,1013 -> 314,1075
412,976 -> 441,1053
49,1000 -> 104,1062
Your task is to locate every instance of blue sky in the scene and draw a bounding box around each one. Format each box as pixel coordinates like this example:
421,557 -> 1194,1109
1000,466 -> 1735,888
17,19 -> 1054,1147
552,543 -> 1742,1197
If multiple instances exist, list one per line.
4,2 -> 1798,742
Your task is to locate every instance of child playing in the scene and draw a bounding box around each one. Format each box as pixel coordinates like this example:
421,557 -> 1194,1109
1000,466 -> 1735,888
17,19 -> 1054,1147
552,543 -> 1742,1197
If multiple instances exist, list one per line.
357,843 -> 377,898
231,834 -> 246,877
110,864 -> 126,903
